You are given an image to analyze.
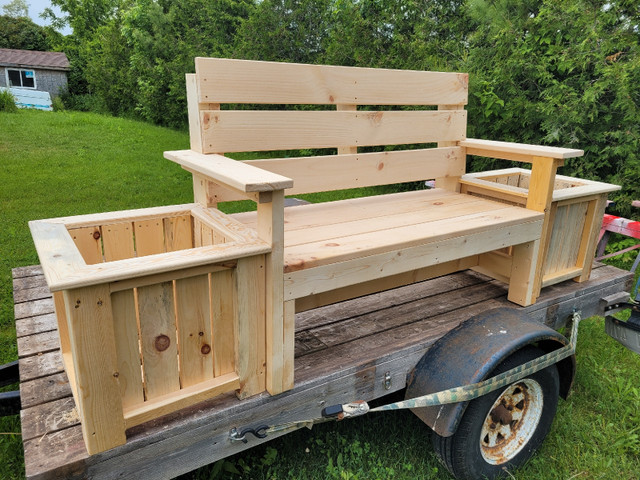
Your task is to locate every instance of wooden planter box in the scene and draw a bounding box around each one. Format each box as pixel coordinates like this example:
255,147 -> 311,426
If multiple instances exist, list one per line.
29,203 -> 270,454
459,168 -> 620,287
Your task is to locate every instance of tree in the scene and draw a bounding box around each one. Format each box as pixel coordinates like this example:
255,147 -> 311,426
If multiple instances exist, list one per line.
234,0 -> 332,64
464,0 -> 640,214
0,15 -> 61,50
2,0 -> 28,18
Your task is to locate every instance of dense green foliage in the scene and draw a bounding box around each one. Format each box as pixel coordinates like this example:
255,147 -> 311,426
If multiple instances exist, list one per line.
0,88 -> 18,112
0,14 -> 62,50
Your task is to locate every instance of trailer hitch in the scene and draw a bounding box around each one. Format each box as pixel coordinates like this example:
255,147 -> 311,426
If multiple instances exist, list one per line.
604,299 -> 640,354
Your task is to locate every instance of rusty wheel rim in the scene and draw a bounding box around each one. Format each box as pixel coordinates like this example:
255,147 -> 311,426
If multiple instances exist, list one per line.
479,379 -> 544,465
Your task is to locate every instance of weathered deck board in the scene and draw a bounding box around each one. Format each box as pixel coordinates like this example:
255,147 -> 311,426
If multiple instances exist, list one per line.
14,263 -> 632,480
15,313 -> 57,338
20,372 -> 73,409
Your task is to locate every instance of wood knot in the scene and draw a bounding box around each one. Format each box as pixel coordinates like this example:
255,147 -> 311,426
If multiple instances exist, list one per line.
377,162 -> 384,171
155,335 -> 171,352
201,344 -> 211,355
92,231 -> 101,240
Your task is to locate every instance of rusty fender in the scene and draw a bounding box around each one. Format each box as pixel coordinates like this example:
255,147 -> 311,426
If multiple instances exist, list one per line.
405,307 -> 576,437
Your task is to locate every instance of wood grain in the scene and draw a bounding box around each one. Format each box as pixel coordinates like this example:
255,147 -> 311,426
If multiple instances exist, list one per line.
196,57 -> 468,106
200,110 -> 467,153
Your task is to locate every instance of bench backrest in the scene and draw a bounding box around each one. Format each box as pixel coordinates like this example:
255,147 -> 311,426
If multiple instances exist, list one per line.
187,57 -> 469,195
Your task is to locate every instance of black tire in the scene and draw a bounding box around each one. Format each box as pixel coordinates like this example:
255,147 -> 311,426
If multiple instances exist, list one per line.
431,345 -> 560,480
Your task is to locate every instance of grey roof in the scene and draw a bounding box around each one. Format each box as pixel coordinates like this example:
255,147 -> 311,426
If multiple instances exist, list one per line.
0,48 -> 70,70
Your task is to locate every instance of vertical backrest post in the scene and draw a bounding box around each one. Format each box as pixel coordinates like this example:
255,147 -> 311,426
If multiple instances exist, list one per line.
435,104 -> 466,192
336,104 -> 358,155
186,74 -> 221,208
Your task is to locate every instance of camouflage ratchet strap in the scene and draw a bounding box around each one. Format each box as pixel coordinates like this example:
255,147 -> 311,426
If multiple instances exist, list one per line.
230,312 -> 581,443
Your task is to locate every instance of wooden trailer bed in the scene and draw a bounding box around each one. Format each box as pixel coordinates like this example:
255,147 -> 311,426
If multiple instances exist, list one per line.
14,262 -> 632,480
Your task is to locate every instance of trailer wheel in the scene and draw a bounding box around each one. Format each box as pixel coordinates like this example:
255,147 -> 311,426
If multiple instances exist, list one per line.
431,345 -> 560,480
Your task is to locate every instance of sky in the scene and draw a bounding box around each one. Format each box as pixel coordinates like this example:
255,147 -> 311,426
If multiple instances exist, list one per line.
9,0 -> 72,34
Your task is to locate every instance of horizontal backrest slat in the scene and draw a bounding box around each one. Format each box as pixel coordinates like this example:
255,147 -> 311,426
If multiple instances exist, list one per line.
245,147 -> 466,195
195,57 -> 468,106
201,110 -> 467,153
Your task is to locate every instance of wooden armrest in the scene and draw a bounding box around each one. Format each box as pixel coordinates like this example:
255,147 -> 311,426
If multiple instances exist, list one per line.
460,138 -> 583,162
164,150 -> 293,193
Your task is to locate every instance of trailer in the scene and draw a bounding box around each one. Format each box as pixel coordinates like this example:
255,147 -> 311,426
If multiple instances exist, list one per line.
12,262 -> 633,479
17,58 -> 634,479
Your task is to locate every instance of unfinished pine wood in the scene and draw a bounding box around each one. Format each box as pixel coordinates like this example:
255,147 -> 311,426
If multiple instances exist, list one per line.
200,110 -> 467,153
52,291 -> 70,356
282,195 -> 510,249
211,269 -> 236,377
108,263 -> 233,294
283,205 -> 543,273
507,240 -> 541,306
282,300 -> 295,391
43,240 -> 270,292
461,138 -> 583,160
135,219 -> 165,257
190,205 -> 250,243
245,147 -> 465,195
233,189 -> 475,234
29,221 -> 86,289
69,226 -> 103,264
257,190 -> 286,394
165,150 -> 293,193
62,285 -> 126,454
195,57 -> 468,106
235,255 -> 266,398
575,195 -> 608,282
137,282 -> 180,400
200,224 -> 214,246
123,373 -> 240,428
187,73 -> 204,153
164,214 -> 193,252
526,156 -> 563,299
175,274 -> 214,388
102,222 -> 135,262
111,289 -> 144,410
285,219 -> 542,301
337,104 -> 358,155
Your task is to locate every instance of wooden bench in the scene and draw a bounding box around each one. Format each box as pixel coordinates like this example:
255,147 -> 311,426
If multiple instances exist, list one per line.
30,57 -> 593,456
165,57 -> 584,396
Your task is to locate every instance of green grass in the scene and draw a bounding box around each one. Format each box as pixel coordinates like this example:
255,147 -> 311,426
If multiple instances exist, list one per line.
1,110 -> 640,479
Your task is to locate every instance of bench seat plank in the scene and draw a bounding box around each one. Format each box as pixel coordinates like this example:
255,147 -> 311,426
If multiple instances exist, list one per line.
231,189 -> 543,274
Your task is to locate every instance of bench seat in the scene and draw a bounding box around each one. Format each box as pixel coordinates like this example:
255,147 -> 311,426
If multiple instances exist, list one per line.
231,188 -> 544,277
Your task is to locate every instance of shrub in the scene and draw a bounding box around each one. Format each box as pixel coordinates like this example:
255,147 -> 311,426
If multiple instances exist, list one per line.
51,95 -> 65,112
0,89 -> 18,112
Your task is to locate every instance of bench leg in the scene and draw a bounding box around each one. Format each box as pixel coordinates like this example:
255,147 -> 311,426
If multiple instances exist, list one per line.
508,239 -> 542,307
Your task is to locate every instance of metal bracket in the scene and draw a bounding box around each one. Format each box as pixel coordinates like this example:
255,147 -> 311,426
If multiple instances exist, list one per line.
383,371 -> 392,390
229,425 -> 268,444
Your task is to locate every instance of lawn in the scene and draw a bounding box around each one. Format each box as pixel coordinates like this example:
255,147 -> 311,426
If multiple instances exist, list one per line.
1,109 -> 639,479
